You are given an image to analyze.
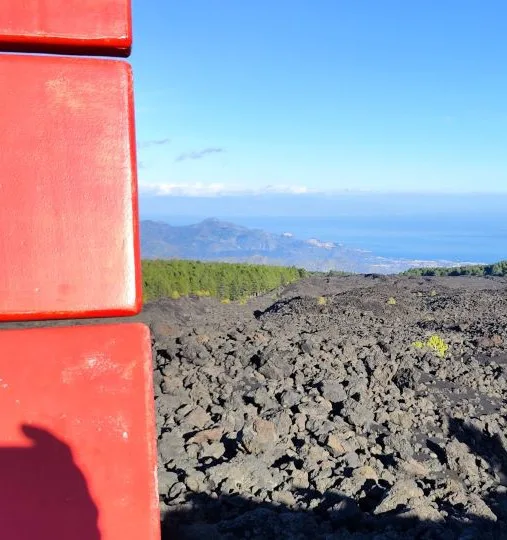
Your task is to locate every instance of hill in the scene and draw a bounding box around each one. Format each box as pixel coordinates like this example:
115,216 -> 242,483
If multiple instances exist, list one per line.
140,218 -> 467,274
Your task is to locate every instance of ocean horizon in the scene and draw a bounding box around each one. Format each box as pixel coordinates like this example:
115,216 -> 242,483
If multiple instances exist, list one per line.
142,211 -> 506,265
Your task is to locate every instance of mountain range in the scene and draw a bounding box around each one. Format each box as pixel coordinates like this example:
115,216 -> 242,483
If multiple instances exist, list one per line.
140,218 -> 467,274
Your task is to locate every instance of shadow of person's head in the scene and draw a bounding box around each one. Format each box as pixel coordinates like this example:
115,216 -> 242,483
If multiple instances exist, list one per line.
0,425 -> 100,540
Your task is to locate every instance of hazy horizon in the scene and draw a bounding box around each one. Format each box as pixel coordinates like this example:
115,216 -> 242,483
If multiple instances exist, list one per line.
140,191 -> 507,219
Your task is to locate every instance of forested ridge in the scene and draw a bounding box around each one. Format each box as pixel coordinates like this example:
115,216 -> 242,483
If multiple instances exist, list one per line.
142,259 -> 507,303
142,259 -> 307,302
403,260 -> 507,277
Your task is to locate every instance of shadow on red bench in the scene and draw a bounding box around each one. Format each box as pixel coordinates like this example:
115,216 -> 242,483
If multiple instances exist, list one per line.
0,425 -> 100,539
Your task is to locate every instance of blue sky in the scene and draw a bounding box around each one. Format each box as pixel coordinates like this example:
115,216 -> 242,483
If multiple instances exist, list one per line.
130,0 -> 507,196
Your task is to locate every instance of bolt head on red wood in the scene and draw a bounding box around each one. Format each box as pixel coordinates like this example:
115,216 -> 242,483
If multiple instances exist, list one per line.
0,323 -> 159,539
0,0 -> 132,57
0,54 -> 141,321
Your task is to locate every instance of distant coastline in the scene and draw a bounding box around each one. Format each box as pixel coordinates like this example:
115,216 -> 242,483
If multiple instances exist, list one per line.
140,213 -> 498,266
140,192 -> 506,265
140,217 -> 488,275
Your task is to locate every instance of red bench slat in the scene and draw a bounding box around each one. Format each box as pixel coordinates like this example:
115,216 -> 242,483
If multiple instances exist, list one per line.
0,54 -> 141,321
0,323 -> 159,539
0,0 -> 132,57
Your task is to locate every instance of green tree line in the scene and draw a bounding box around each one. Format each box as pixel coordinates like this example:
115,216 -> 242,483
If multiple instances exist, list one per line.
142,259 -> 307,302
403,260 -> 507,277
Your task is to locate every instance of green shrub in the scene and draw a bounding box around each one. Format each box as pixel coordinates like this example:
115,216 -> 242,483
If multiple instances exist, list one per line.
427,335 -> 448,357
412,335 -> 448,358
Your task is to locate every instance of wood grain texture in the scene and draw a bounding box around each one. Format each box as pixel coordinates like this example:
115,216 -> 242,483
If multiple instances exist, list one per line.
0,54 -> 141,321
0,323 -> 160,539
0,0 -> 132,56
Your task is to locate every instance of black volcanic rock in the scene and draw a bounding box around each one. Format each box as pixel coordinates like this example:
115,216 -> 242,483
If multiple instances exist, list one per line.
153,274 -> 507,539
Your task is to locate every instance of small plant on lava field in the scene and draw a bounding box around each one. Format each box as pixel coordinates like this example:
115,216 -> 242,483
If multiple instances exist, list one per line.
412,335 -> 449,358
317,296 -> 327,306
387,297 -> 397,305
427,335 -> 449,357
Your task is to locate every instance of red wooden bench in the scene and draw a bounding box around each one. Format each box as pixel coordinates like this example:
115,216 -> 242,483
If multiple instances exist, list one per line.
0,1 -> 160,538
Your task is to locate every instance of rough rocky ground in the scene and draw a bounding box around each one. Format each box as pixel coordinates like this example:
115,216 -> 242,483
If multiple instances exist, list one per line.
147,275 -> 507,539
3,274 -> 506,538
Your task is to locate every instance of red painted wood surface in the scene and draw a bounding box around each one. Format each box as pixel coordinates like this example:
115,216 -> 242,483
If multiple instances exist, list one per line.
0,0 -> 132,57
0,54 -> 141,321
0,323 -> 159,539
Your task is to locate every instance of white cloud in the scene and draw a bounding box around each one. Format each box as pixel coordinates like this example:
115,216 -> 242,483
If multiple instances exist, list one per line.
139,183 -> 311,197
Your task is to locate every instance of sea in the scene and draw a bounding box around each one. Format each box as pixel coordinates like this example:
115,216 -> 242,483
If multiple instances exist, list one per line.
148,211 -> 506,265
